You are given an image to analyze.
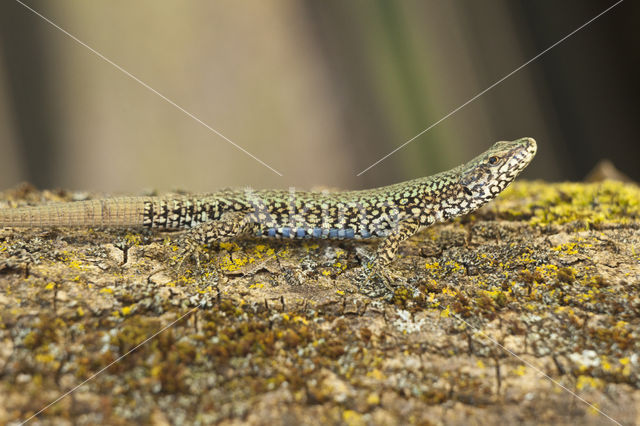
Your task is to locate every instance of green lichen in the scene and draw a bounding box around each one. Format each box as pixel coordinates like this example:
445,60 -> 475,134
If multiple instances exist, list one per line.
499,180 -> 640,226
1,181 -> 639,424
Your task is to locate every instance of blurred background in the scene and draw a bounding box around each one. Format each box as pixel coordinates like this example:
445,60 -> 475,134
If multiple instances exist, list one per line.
0,0 -> 638,194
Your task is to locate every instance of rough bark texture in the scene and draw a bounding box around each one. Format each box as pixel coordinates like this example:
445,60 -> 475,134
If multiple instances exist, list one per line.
1,181 -> 639,425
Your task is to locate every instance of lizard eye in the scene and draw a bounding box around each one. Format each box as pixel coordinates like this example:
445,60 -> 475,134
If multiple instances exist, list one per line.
488,156 -> 499,165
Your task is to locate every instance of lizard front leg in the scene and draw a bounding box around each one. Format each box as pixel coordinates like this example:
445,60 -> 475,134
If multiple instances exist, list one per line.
360,218 -> 421,296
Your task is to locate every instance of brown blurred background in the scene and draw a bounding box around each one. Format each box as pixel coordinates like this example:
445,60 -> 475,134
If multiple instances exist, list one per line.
0,0 -> 638,193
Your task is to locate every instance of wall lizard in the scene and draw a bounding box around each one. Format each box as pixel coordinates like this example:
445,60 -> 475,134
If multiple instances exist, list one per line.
0,137 -> 536,294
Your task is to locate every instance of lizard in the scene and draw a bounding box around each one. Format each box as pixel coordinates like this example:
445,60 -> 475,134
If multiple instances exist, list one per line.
0,137 -> 537,294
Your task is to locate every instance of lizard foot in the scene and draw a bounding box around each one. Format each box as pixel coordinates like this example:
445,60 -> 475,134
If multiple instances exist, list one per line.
172,233 -> 210,275
353,248 -> 399,298
357,262 -> 400,299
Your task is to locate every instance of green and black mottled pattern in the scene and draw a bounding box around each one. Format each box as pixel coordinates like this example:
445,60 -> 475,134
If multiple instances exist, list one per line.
1,138 -> 537,269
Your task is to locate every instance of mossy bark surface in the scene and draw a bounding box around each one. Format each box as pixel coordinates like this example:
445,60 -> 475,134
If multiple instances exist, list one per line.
1,181 -> 639,425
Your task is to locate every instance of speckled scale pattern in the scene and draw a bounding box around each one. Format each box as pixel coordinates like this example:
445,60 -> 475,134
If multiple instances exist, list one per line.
0,138 -> 537,270
140,178 -> 434,237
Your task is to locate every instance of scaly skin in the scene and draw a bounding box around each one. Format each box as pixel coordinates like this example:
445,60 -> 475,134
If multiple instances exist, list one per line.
0,137 -> 537,292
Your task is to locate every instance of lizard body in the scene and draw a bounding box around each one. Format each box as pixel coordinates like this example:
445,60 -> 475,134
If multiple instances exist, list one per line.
0,138 -> 537,274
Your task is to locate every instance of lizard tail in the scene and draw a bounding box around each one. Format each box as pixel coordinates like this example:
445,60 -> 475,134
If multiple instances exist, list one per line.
0,197 -> 149,228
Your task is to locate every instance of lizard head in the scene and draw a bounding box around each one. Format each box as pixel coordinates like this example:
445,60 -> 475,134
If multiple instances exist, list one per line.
457,137 -> 537,212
